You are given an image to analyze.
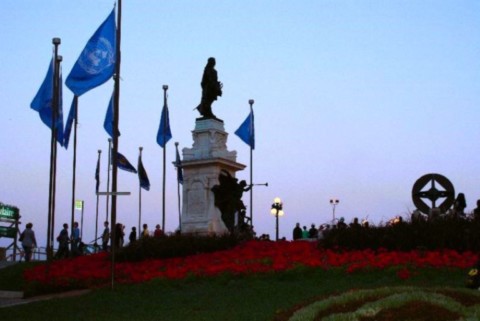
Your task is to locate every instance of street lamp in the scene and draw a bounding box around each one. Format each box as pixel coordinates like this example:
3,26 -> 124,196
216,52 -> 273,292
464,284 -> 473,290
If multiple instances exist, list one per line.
329,198 -> 339,224
270,197 -> 284,241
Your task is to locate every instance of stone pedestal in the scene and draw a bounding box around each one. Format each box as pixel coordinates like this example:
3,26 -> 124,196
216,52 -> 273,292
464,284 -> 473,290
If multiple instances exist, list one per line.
181,118 -> 245,235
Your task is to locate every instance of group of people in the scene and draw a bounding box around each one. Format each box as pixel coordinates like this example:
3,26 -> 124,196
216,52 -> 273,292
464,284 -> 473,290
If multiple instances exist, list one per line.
100,221 -> 165,252
292,223 -> 327,240
18,220 -> 167,261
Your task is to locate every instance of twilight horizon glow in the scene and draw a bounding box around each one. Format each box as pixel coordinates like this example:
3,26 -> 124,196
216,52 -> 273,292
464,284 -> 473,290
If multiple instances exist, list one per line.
1,1 -> 479,248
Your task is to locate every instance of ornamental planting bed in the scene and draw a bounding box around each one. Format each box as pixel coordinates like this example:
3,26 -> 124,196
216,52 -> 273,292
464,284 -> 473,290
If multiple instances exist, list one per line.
24,240 -> 477,294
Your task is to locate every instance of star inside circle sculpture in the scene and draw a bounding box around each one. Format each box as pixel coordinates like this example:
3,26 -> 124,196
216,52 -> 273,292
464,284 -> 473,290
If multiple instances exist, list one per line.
411,173 -> 455,214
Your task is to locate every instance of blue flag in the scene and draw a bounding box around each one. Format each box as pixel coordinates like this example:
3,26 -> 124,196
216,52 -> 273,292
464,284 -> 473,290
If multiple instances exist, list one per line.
95,153 -> 101,193
138,155 -> 150,191
31,58 -> 64,146
175,147 -> 183,185
115,152 -> 137,173
104,94 -> 113,137
235,110 -> 255,149
57,68 -> 64,146
156,103 -> 172,148
63,96 -> 77,149
65,9 -> 116,96
103,93 -> 120,138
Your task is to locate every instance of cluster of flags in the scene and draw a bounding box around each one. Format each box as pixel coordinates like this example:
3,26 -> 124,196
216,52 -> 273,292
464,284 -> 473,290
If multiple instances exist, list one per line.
30,6 -> 256,197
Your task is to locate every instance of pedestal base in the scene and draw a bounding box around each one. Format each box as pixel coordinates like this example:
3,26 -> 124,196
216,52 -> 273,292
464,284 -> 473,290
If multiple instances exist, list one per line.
180,118 -> 245,235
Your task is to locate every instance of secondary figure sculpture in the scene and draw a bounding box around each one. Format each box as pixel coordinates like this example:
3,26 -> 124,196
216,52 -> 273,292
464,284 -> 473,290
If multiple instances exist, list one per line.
211,170 -> 251,233
196,57 -> 223,119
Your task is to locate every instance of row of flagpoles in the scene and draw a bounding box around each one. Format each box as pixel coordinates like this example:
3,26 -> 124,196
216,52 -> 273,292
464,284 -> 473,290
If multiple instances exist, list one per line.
29,3 -> 256,270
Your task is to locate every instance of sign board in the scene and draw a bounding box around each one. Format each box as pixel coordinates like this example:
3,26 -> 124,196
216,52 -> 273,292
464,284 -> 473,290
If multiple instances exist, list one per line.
75,200 -> 84,210
0,204 -> 19,221
0,226 -> 17,238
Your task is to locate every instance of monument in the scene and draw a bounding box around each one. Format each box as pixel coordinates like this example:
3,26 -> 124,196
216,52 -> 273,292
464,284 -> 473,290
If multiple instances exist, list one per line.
180,58 -> 246,235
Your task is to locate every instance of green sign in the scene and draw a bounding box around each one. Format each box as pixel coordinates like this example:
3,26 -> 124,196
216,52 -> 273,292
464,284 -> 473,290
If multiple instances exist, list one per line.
75,200 -> 84,210
0,226 -> 17,238
0,204 -> 19,221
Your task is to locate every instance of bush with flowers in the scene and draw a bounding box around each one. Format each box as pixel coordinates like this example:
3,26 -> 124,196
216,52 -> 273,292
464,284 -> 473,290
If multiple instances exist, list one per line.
23,236 -> 478,296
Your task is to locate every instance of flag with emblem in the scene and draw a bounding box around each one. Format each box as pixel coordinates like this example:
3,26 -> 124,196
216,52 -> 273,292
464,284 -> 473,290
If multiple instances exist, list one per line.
115,152 -> 137,173
65,9 -> 116,96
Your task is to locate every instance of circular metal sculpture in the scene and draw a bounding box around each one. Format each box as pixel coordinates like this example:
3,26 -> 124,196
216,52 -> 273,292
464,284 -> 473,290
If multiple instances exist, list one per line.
411,173 -> 455,214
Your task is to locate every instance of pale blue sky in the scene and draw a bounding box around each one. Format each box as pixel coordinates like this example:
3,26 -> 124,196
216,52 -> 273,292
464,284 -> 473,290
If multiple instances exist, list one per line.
1,1 -> 479,246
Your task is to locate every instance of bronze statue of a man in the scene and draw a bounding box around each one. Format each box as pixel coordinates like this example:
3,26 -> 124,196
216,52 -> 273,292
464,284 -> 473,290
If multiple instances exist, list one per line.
196,57 -> 223,119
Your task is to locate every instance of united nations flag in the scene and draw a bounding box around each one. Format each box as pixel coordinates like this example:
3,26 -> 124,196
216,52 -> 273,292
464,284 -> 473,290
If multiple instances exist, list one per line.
66,9 -> 116,96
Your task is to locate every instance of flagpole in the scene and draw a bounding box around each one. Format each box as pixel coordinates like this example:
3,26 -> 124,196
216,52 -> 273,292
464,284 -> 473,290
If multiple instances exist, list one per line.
162,85 -> 168,231
46,38 -> 61,261
175,142 -> 181,232
106,138 -> 112,223
111,0 -> 122,290
248,99 -> 254,227
138,146 -> 143,238
70,96 -> 78,247
95,150 -> 101,250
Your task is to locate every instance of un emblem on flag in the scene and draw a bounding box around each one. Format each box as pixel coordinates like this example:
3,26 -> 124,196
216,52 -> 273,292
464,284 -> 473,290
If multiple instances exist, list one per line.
78,37 -> 115,75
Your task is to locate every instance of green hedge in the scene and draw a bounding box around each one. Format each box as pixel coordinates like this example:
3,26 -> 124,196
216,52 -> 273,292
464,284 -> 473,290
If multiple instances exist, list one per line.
115,234 -> 244,262
319,216 -> 480,251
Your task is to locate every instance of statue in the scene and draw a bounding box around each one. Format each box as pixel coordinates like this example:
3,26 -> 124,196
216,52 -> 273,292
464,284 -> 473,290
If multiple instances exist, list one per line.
196,57 -> 223,119
211,170 -> 251,233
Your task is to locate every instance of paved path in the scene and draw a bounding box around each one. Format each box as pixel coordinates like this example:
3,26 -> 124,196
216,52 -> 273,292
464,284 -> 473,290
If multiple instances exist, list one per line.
0,289 -> 90,308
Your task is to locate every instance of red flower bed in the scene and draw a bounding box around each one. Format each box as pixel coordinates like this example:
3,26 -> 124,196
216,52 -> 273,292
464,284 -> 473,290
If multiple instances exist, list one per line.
24,241 -> 478,289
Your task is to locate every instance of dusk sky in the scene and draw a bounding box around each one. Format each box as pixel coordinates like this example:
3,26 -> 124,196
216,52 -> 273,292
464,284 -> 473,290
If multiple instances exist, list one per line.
1,1 -> 479,247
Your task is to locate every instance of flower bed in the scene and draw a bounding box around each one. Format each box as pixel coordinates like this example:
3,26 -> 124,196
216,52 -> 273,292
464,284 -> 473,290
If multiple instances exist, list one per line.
24,240 -> 478,293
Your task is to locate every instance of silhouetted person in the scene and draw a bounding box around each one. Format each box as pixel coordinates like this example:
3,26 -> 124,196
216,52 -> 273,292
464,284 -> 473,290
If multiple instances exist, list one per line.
20,223 -> 37,262
196,57 -> 222,118
115,223 -> 125,248
301,226 -> 309,239
292,223 -> 302,240
350,217 -> 361,228
71,222 -> 81,256
337,217 -> 347,229
129,227 -> 137,244
154,224 -> 164,238
474,200 -> 480,220
454,193 -> 467,217
308,224 -> 318,238
102,221 -> 110,251
55,223 -> 69,259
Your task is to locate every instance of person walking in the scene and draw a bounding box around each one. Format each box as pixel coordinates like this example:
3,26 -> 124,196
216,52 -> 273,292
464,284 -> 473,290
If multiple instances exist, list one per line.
102,221 -> 110,251
55,223 -> 70,259
71,221 -> 81,256
20,223 -> 37,262
129,227 -> 137,244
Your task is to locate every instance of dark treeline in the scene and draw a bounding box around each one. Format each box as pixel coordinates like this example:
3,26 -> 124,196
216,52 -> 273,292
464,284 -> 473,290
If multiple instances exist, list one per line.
319,216 -> 480,252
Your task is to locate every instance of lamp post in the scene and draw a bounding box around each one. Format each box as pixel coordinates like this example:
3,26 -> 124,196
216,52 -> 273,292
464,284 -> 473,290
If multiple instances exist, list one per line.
329,198 -> 339,224
270,197 -> 284,241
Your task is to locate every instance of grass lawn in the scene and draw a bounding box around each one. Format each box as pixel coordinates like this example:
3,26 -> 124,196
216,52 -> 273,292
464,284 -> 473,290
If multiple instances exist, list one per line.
0,263 -> 470,321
